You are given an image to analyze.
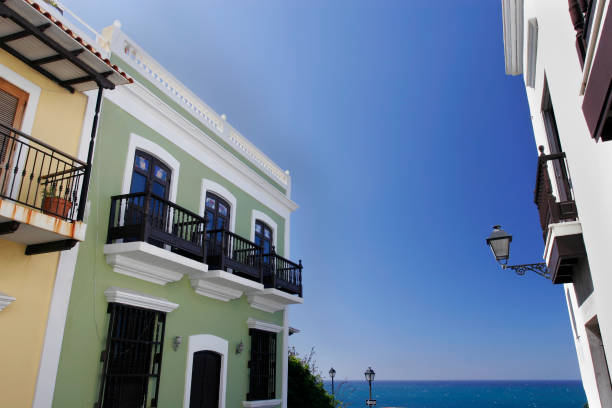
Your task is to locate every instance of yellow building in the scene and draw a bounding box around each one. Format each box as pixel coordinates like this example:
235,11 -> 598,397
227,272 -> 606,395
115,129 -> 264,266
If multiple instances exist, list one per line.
0,1 -> 131,406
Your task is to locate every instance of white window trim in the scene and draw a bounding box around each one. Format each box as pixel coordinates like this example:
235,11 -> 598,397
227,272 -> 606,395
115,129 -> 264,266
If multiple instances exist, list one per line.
103,287 -> 179,313
526,18 -> 538,88
242,400 -> 282,408
250,210 -> 278,249
246,317 -> 283,333
183,334 -> 228,408
200,179 -> 237,233
0,63 -> 41,136
121,133 -> 180,202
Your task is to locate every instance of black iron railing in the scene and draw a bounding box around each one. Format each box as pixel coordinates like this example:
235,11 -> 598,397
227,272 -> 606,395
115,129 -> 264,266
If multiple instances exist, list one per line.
0,123 -> 87,221
206,229 -> 263,283
263,249 -> 303,297
107,192 -> 207,262
534,150 -> 578,239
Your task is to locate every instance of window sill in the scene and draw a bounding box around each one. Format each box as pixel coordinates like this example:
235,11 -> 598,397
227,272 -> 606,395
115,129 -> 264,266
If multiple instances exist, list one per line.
242,399 -> 282,408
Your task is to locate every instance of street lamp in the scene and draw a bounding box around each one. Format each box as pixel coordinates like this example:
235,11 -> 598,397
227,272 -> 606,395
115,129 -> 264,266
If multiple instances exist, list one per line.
485,225 -> 550,278
329,367 -> 336,403
364,367 -> 376,406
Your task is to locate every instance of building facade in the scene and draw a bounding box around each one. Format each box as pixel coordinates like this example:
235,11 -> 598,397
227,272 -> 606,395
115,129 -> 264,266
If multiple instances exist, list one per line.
42,19 -> 303,408
0,1 -> 131,406
501,0 -> 612,406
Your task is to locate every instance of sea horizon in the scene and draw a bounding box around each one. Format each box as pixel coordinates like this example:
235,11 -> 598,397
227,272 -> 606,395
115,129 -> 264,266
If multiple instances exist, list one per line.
323,379 -> 586,408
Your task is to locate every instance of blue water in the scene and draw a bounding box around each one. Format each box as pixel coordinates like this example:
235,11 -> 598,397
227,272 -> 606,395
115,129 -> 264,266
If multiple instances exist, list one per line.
323,380 -> 586,408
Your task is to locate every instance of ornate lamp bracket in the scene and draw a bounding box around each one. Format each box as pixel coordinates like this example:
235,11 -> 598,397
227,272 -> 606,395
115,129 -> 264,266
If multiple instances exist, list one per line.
502,263 -> 550,279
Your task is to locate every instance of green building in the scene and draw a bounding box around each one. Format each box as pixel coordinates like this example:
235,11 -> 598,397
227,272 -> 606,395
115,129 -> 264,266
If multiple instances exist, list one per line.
37,20 -> 303,408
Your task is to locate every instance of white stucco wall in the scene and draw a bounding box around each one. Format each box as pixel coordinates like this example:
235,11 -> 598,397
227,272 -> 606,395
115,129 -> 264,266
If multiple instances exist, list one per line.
517,1 -> 612,406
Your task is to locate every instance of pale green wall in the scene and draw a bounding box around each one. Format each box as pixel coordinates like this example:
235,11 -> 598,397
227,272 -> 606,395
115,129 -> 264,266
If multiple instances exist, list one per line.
52,99 -> 286,407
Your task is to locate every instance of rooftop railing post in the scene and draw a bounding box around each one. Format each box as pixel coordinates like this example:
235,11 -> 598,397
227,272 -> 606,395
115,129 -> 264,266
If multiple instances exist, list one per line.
77,86 -> 103,221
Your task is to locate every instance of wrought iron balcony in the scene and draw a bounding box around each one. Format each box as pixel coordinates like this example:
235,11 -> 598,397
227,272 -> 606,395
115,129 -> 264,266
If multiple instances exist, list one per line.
0,123 -> 87,221
107,191 -> 207,262
534,149 -> 578,239
263,249 -> 303,297
206,229 -> 264,283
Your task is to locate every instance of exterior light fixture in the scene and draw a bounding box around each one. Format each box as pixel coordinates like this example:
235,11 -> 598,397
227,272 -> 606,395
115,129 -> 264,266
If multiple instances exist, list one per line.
236,340 -> 244,355
329,367 -> 336,403
173,336 -> 182,351
486,225 -> 550,278
364,366 -> 376,406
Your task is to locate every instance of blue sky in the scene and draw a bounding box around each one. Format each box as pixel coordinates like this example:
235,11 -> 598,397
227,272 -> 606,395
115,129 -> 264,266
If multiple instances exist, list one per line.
64,0 -> 580,380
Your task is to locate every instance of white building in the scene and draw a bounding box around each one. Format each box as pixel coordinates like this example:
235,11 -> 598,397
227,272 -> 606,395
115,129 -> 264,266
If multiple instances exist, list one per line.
501,0 -> 612,406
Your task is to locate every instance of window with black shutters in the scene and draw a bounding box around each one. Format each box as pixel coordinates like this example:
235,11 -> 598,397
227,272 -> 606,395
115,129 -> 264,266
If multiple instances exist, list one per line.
247,329 -> 276,401
96,303 -> 167,408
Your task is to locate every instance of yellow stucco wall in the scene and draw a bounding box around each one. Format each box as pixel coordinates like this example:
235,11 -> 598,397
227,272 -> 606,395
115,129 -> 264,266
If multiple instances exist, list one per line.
0,49 -> 87,407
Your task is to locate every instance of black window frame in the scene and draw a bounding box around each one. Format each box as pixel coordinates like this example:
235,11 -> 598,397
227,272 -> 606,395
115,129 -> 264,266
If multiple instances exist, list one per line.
96,303 -> 167,408
254,220 -> 274,254
130,149 -> 172,199
204,192 -> 231,232
247,329 -> 277,401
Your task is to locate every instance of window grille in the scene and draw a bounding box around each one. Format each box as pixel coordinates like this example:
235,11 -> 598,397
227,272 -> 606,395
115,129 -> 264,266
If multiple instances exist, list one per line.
95,303 -> 167,408
247,329 -> 277,401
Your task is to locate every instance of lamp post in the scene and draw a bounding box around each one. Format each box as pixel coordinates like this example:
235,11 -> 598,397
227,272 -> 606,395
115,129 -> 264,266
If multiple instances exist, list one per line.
364,366 -> 376,406
329,367 -> 336,404
486,225 -> 550,278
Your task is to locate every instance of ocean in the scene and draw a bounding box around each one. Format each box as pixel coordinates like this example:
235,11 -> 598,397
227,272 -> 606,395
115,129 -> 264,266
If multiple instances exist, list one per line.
323,380 -> 586,408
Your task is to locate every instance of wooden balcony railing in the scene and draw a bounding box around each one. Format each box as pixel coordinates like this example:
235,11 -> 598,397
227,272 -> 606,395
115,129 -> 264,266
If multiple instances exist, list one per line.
206,229 -> 263,283
263,248 -> 303,297
106,193 -> 304,295
0,123 -> 87,221
534,149 -> 578,239
107,192 -> 207,262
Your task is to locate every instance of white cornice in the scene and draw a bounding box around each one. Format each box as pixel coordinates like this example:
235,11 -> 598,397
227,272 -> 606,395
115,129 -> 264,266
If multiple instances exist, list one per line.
242,399 -> 282,408
247,289 -> 303,313
104,242 -> 208,285
246,317 -> 283,333
189,270 -> 264,302
502,0 -> 524,75
0,292 -> 16,311
104,287 -> 179,313
105,83 -> 297,216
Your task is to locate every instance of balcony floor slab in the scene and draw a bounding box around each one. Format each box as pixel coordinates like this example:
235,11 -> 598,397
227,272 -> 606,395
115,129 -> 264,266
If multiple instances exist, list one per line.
104,241 -> 208,285
247,288 -> 303,313
189,270 -> 264,302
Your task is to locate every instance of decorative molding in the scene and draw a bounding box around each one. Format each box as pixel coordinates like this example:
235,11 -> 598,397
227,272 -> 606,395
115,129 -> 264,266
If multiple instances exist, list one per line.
104,83 -> 297,217
104,242 -> 207,285
189,270 -> 263,302
183,334 -> 228,408
502,0 -> 524,76
247,289 -> 303,313
242,400 -> 282,408
200,179 -> 237,233
104,287 -> 179,313
246,318 -> 283,333
106,27 -> 290,190
0,292 -> 16,311
250,210 -> 278,249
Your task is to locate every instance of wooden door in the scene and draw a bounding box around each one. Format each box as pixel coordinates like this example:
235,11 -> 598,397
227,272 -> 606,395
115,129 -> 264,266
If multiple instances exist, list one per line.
0,78 -> 28,197
189,350 -> 221,408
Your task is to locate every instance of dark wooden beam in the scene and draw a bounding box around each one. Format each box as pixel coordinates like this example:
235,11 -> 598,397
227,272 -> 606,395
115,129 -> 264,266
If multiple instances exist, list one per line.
25,239 -> 77,255
0,42 -> 74,92
0,23 -> 50,43
0,221 -> 19,235
31,48 -> 84,65
60,70 -> 113,87
0,3 -> 115,89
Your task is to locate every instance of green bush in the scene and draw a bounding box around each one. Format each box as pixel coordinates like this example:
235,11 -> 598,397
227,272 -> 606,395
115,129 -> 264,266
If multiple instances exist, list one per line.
288,351 -> 335,408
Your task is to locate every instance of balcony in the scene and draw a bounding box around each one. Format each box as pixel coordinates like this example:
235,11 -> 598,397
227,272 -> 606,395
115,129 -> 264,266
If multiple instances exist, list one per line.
105,192 -> 303,307
0,123 -> 87,253
534,150 -> 586,284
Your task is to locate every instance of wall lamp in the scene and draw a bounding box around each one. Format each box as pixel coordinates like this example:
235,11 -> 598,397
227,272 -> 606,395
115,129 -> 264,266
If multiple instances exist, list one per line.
486,225 -> 550,279
173,336 -> 182,351
236,340 -> 244,355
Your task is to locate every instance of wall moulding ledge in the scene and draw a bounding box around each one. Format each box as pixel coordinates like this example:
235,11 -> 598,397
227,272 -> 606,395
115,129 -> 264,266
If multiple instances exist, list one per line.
0,292 -> 16,311
104,287 -> 179,313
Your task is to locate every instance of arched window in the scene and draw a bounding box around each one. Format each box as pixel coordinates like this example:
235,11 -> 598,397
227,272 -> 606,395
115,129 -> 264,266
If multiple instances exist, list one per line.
129,150 -> 171,198
205,192 -> 231,231
254,220 -> 273,255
